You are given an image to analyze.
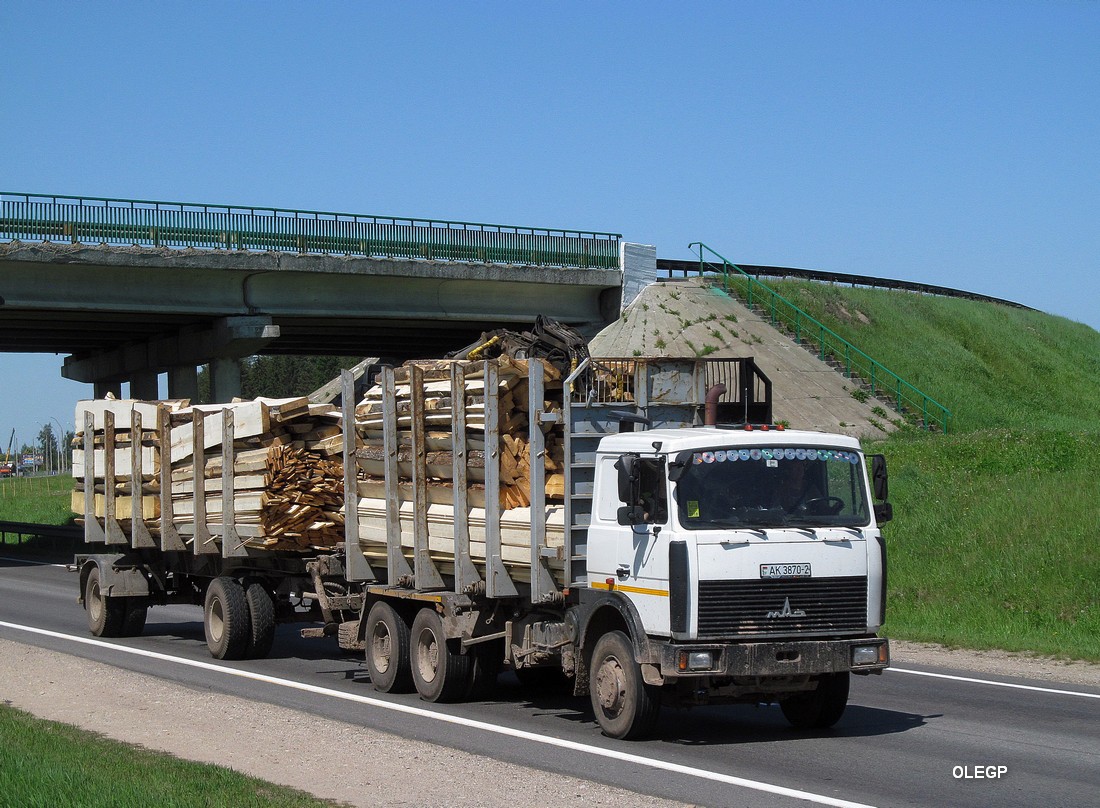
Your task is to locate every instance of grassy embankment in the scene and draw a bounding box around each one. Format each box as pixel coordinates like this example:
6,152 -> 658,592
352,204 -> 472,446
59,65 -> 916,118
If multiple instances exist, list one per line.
0,474 -> 79,555
761,279 -> 1100,660
0,703 -> 344,807
0,473 -> 76,523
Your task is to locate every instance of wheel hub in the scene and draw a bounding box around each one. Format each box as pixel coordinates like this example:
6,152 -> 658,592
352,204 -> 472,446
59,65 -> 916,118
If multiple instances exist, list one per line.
371,626 -> 392,673
417,629 -> 439,684
594,656 -> 627,715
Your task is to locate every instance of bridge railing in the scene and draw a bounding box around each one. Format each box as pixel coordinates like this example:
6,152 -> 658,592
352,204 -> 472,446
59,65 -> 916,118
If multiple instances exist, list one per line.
687,242 -> 951,433
0,192 -> 621,269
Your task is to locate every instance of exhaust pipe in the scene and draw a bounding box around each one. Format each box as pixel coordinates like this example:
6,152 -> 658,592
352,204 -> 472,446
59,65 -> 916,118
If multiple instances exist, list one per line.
705,383 -> 727,426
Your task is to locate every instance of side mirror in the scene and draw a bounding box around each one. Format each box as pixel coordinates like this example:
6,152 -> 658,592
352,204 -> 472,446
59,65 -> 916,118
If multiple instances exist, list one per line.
874,502 -> 893,524
617,505 -> 647,526
871,454 -> 889,501
615,453 -> 640,504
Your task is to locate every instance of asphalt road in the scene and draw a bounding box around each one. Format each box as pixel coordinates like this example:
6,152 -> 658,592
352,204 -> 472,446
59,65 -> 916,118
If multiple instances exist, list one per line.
1,557 -> 1097,808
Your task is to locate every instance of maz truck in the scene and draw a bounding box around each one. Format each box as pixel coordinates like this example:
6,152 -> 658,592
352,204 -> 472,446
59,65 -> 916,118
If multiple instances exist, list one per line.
76,355 -> 891,739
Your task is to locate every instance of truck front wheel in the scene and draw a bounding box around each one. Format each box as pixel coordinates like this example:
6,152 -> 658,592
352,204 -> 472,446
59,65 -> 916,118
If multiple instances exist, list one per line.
204,577 -> 251,660
85,566 -> 126,638
364,601 -> 413,693
589,631 -> 661,740
780,672 -> 850,729
410,607 -> 471,703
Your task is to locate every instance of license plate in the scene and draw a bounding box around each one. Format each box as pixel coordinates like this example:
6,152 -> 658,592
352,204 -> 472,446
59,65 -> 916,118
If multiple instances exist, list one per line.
760,563 -> 811,579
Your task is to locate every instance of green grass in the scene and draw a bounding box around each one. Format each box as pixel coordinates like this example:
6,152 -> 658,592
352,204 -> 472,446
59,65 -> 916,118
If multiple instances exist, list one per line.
0,704 -> 345,808
765,280 -> 1100,433
868,429 -> 1100,658
730,278 -> 1100,659
0,474 -> 77,524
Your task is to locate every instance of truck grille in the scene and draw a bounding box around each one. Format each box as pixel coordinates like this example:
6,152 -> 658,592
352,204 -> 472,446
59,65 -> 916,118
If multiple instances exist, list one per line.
697,576 -> 867,638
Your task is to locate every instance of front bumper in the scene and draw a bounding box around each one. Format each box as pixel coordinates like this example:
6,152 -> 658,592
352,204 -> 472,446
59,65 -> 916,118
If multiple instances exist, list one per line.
656,637 -> 890,679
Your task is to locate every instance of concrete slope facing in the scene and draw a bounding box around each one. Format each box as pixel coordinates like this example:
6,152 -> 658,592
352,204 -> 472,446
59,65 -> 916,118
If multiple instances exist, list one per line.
589,279 -> 896,440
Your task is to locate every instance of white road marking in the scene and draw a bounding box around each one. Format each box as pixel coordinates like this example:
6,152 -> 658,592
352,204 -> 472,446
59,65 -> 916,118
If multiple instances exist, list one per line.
888,666 -> 1100,699
0,556 -> 69,568
0,619 -> 876,808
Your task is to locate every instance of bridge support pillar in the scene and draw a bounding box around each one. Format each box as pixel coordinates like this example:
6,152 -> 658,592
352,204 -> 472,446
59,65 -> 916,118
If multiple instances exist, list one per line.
210,357 -> 242,403
94,380 -> 123,399
129,371 -> 159,401
168,365 -> 200,401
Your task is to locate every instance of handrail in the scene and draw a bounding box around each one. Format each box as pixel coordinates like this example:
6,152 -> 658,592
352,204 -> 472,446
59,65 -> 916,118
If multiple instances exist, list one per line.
657,258 -> 1034,311
0,191 -> 621,269
687,242 -> 951,433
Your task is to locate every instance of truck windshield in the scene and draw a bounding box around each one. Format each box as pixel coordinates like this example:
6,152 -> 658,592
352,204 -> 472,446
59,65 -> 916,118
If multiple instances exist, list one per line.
674,447 -> 870,530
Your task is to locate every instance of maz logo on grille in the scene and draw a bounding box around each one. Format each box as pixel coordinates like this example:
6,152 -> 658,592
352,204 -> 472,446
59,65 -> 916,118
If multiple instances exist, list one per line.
766,597 -> 807,619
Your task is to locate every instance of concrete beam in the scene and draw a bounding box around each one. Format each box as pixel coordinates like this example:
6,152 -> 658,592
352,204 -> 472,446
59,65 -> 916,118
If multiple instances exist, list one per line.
62,316 -> 279,384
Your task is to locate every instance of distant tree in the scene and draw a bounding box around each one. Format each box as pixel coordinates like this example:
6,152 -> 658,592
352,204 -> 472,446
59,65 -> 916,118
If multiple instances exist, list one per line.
196,356 -> 364,401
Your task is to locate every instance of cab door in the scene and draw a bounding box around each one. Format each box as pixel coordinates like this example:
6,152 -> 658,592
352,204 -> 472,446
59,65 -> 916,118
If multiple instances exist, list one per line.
614,456 -> 672,635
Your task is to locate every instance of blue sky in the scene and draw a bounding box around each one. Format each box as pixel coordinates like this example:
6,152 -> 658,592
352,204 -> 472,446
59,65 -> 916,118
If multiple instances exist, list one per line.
1,1 -> 1097,452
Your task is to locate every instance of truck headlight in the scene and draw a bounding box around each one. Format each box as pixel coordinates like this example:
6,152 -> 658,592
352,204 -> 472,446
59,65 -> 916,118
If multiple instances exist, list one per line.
678,650 -> 715,671
852,644 -> 885,666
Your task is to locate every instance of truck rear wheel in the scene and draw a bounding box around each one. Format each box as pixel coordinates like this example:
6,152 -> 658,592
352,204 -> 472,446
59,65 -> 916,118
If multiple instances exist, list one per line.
589,631 -> 662,740
244,580 -> 276,660
364,601 -> 413,693
410,607 -> 471,703
780,672 -> 850,729
204,577 -> 251,660
85,566 -> 126,638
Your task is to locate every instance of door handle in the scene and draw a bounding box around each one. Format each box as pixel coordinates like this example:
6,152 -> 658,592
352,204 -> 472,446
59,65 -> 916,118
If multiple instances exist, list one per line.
616,564 -> 630,580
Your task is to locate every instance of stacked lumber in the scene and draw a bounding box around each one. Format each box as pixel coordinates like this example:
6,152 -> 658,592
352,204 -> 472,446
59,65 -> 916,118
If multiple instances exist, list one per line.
74,396 -> 345,552
72,399 -> 186,531
351,357 -> 568,582
355,499 -> 567,586
353,357 -> 566,511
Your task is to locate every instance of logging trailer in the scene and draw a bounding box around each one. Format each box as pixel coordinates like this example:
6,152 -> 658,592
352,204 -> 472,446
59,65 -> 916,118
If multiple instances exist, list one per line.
74,354 -> 891,739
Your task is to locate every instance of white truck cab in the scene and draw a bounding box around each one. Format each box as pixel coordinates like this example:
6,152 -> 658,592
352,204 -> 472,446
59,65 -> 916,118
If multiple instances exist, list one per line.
588,427 -> 887,640
579,423 -> 890,735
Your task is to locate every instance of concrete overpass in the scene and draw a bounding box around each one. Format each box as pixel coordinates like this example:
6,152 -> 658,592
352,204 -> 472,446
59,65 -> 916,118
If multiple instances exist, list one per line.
1,193 -> 650,402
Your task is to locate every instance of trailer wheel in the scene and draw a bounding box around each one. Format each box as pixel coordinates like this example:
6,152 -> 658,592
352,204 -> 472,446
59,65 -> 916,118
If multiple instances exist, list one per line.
589,631 -> 662,740
121,598 -> 149,637
364,601 -> 413,693
243,581 -> 276,660
410,607 -> 471,703
85,566 -> 126,638
780,672 -> 850,729
204,577 -> 251,660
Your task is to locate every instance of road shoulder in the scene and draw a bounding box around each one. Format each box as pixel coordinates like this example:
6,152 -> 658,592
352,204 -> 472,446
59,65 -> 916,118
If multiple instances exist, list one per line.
0,638 -> 687,808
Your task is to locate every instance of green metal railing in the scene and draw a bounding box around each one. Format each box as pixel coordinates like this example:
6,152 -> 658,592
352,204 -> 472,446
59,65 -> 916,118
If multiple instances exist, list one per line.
0,192 -> 621,269
688,242 -> 951,433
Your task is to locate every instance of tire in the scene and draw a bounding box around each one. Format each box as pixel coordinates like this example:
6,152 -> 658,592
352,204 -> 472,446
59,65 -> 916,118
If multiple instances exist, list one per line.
410,607 -> 472,703
85,566 -> 126,638
780,672 -> 850,729
204,577 -> 251,660
243,580 -> 276,660
364,601 -> 413,693
589,631 -> 662,740
121,598 -> 149,637
465,640 -> 504,700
